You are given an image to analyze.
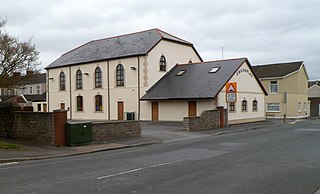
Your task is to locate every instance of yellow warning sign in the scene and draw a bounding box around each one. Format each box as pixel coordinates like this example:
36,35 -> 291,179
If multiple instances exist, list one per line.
226,82 -> 237,93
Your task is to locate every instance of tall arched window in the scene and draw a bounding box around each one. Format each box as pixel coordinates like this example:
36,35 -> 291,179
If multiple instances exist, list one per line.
59,72 -> 65,91
76,70 -> 83,89
95,67 -> 102,88
253,100 -> 258,111
116,64 -> 124,86
242,100 -> 247,111
159,55 -> 166,71
95,95 -> 102,111
76,95 -> 83,111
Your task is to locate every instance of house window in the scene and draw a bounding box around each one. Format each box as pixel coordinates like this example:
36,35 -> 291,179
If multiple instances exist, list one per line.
37,104 -> 41,111
253,100 -> 258,111
116,64 -> 124,86
76,70 -> 83,89
60,72 -> 66,91
242,100 -> 247,111
95,67 -> 102,88
36,86 -> 40,94
298,102 -> 301,112
60,103 -> 65,110
270,81 -> 278,94
209,67 -> 220,73
267,103 -> 280,112
76,96 -> 83,111
160,55 -> 166,71
95,95 -> 103,111
30,86 -> 33,94
304,102 -> 307,112
229,102 -> 235,112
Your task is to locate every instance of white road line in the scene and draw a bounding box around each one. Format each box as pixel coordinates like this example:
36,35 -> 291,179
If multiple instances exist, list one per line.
97,159 -> 183,180
0,162 -> 18,166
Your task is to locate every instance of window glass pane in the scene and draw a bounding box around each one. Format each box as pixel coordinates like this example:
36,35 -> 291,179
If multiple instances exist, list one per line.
76,70 -> 83,89
116,64 -> 124,86
160,55 -> 166,71
95,67 -> 102,88
77,96 -> 83,111
270,81 -> 278,93
95,95 -> 103,111
267,103 -> 280,112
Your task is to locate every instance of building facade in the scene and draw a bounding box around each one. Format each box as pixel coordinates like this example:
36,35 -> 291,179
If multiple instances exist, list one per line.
46,29 -> 202,120
141,58 -> 267,124
308,81 -> 320,117
252,61 -> 310,119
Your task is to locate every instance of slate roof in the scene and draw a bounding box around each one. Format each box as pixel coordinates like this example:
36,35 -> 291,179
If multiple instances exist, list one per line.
32,92 -> 46,102
252,61 -> 303,79
21,73 -> 46,85
46,28 -> 201,69
141,58 -> 266,100
308,80 -> 320,88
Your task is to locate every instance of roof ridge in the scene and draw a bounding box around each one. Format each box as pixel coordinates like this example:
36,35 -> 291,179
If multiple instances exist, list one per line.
255,61 -> 303,67
156,29 -> 193,45
61,28 -> 159,57
177,57 -> 247,66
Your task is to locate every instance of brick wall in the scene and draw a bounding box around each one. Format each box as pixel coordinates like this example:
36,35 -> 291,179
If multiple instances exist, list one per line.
183,109 -> 225,132
92,121 -> 141,142
14,112 -> 55,144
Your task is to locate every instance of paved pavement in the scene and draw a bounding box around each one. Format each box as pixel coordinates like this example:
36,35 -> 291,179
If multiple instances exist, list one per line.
0,119 -> 285,163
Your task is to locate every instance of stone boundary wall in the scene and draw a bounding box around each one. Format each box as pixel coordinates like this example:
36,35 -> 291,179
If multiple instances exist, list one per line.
92,121 -> 141,142
183,109 -> 226,132
14,112 -> 55,145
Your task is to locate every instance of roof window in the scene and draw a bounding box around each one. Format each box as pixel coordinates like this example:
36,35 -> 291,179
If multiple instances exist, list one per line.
209,67 -> 220,73
176,70 -> 186,76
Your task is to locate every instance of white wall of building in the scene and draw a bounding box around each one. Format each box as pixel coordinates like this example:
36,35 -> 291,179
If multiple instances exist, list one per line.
217,61 -> 266,124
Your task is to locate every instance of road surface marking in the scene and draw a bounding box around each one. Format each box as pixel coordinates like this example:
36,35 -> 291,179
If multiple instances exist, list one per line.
294,128 -> 320,132
0,162 -> 18,166
97,159 -> 183,180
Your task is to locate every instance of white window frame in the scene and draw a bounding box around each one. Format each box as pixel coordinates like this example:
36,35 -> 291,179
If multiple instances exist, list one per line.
270,81 -> 278,94
298,102 -> 301,113
267,103 -> 280,112
304,102 -> 307,112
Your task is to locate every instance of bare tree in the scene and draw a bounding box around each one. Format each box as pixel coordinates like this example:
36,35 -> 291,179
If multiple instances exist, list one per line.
0,17 -> 40,90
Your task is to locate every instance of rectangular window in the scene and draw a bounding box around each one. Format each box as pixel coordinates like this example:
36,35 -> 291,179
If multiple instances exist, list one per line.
37,104 -> 41,111
241,100 -> 247,111
252,100 -> 258,111
36,86 -> 40,94
30,86 -> 33,94
229,102 -> 235,112
95,95 -> 103,111
304,102 -> 307,112
270,81 -> 278,94
298,102 -> 301,112
267,103 -> 280,112
76,96 -> 83,111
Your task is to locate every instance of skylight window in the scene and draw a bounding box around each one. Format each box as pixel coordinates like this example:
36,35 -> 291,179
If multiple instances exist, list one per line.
176,70 -> 186,76
209,67 -> 220,73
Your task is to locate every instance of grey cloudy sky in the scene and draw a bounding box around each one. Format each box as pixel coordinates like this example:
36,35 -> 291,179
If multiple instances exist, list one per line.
1,0 -> 320,79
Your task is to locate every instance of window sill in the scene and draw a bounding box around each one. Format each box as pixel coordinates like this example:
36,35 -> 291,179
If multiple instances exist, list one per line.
94,111 -> 104,113
266,111 -> 280,113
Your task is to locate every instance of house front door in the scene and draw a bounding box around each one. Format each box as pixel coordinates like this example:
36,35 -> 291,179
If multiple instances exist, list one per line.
188,101 -> 197,117
152,102 -> 159,121
118,101 -> 124,120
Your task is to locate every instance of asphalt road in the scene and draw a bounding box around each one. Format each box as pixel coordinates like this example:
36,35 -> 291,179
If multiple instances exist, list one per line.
1,119 -> 320,194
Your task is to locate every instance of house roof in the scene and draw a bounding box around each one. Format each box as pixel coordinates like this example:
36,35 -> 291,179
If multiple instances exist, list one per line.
21,73 -> 46,85
308,80 -> 320,88
6,95 -> 27,104
46,28 -> 202,69
141,58 -> 266,100
32,92 -> 46,102
252,61 -> 303,79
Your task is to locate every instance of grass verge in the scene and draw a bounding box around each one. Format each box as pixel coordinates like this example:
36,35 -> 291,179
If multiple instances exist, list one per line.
0,142 -> 22,150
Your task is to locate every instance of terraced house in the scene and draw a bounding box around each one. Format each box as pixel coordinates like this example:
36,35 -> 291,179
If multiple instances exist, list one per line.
252,61 -> 310,119
45,29 -> 202,120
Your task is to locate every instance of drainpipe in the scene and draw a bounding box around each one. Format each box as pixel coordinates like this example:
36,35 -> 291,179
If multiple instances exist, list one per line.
69,66 -> 72,120
137,56 -> 141,120
107,60 -> 110,120
47,71 -> 50,111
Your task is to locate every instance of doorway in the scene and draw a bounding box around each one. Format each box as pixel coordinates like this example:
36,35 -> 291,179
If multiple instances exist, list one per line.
151,102 -> 159,121
188,101 -> 197,117
118,101 -> 124,120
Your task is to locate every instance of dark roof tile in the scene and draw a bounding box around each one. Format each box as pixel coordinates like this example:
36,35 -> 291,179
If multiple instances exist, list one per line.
252,61 -> 303,79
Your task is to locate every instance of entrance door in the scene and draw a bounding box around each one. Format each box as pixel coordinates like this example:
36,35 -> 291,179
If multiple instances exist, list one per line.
188,101 -> 197,117
60,103 -> 65,110
43,104 -> 47,112
151,102 -> 159,121
118,101 -> 124,120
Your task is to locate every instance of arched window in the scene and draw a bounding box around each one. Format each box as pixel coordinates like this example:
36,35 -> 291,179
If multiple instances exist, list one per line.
159,55 -> 166,71
76,95 -> 83,111
116,64 -> 124,86
95,67 -> 102,88
253,100 -> 258,111
59,72 -> 65,91
76,70 -> 83,89
95,95 -> 103,111
242,100 -> 247,111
